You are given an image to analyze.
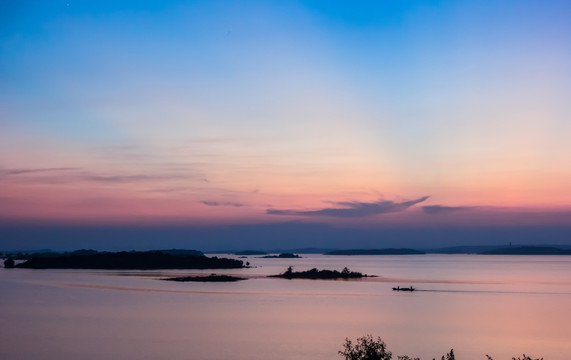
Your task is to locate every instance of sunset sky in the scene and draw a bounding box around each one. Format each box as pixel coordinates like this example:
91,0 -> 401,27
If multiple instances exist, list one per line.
1,1 -> 570,250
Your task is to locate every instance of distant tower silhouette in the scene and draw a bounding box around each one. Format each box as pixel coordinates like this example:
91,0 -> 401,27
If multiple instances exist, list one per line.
509,241 -> 512,247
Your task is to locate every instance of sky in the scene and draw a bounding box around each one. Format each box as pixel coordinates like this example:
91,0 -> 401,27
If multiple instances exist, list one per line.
1,1 -> 571,250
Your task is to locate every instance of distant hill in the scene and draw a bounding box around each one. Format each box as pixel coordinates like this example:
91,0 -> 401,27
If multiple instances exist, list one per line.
425,245 -> 505,254
3,248 -> 204,260
3,251 -> 61,260
276,248 -> 335,254
482,246 -> 571,255
325,248 -> 425,255
233,250 -> 267,255
156,249 -> 204,256
214,248 -> 334,254
16,251 -> 243,269
2,249 -> 52,256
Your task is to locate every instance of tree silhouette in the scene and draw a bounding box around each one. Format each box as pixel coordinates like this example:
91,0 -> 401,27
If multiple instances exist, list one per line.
3,257 -> 15,268
485,354 -> 542,360
440,349 -> 455,360
339,335 -> 540,360
339,335 -> 392,360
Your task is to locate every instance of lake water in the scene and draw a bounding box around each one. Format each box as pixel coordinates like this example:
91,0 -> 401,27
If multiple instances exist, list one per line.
1,254 -> 570,360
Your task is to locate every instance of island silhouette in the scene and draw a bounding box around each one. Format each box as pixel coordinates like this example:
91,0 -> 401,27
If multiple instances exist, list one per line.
16,250 -> 243,270
163,274 -> 246,282
271,266 -> 368,279
261,253 -> 301,258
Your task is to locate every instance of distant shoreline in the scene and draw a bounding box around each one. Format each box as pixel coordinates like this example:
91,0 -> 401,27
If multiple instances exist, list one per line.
325,248 -> 425,256
5,246 -> 571,271
481,246 -> 571,255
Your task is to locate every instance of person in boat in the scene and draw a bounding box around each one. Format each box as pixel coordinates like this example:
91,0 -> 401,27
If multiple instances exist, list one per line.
393,286 -> 415,291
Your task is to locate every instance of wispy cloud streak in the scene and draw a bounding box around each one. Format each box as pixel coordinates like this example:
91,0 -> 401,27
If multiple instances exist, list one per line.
267,196 -> 429,218
0,167 -> 77,176
202,201 -> 244,207
1,167 -> 193,184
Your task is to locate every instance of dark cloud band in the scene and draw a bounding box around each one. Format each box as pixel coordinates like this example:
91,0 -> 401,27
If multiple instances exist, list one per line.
422,205 -> 470,214
267,196 -> 429,218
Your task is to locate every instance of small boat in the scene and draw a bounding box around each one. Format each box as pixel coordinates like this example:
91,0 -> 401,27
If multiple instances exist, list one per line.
392,286 -> 415,292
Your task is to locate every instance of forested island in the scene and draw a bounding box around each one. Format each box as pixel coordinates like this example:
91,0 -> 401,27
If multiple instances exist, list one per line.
261,253 -> 301,258
163,274 -> 246,282
16,251 -> 244,270
326,248 -> 425,255
270,266 -> 368,279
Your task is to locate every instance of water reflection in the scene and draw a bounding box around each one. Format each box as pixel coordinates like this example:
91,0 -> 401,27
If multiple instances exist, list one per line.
1,255 -> 570,360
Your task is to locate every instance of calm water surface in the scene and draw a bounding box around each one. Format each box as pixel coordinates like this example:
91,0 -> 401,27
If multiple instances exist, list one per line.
1,254 -> 570,360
